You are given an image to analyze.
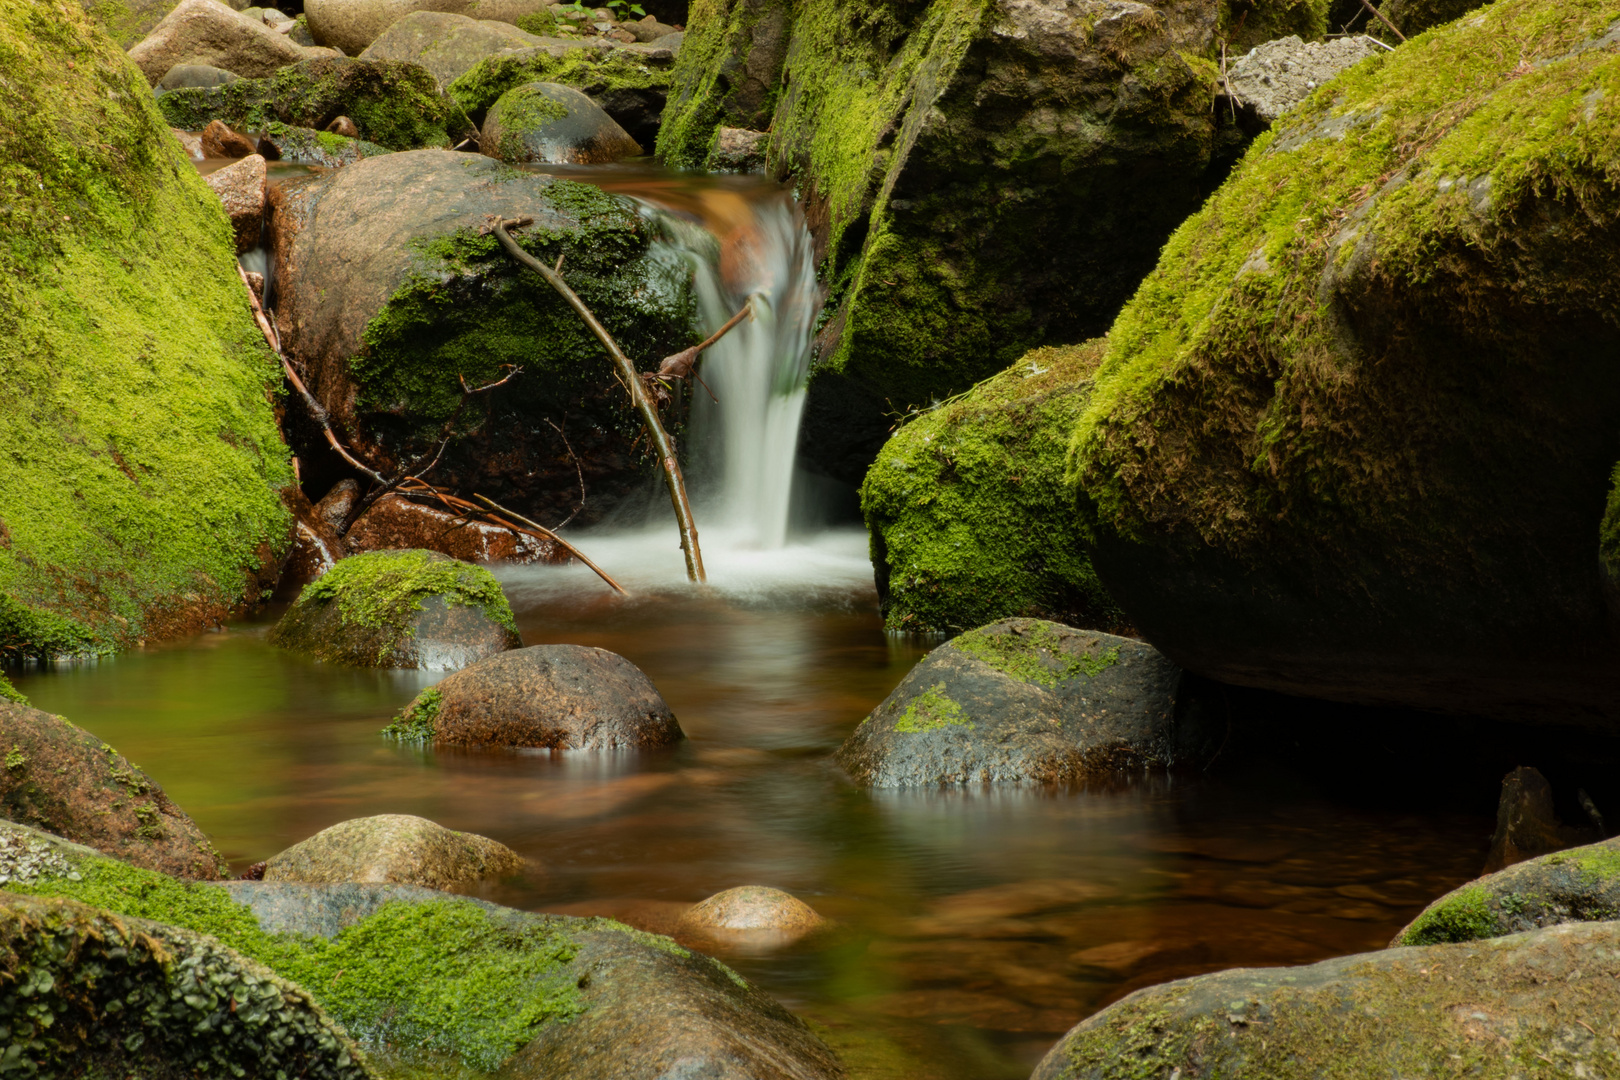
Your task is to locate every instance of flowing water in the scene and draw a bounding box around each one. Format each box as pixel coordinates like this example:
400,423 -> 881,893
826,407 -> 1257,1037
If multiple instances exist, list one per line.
22,154 -> 1497,1076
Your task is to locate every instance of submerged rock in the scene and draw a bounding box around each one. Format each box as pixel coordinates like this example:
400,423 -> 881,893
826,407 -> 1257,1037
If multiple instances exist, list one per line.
263,813 -> 523,890
1224,34 -> 1384,123
862,341 -> 1125,635
265,149 -> 693,528
1,0 -> 292,659
269,549 -> 520,669
480,80 -> 642,163
1032,919 -> 1620,1079
1069,0 -> 1620,724
128,0 -> 313,84
387,643 -> 682,750
677,886 -> 828,950
837,619 -> 1200,787
155,56 -> 476,150
0,702 -> 227,879
446,41 -> 676,146
360,9 -> 545,88
203,151 -> 266,252
1395,835 -> 1620,947
0,888 -> 373,1078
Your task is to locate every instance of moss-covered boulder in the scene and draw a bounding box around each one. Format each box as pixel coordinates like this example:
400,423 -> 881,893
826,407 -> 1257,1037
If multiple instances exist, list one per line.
661,0 -> 1326,482
1031,918 -> 1620,1079
0,0 -> 293,661
0,888 -> 374,1079
1069,0 -> 1620,724
479,80 -> 643,163
257,119 -> 393,165
1394,836 -> 1620,947
266,149 -> 694,527
359,9 -> 545,88
269,549 -> 520,669
263,814 -> 523,890
0,702 -> 227,879
836,618 -> 1204,787
861,341 -> 1125,634
6,822 -> 844,1078
156,56 -> 477,149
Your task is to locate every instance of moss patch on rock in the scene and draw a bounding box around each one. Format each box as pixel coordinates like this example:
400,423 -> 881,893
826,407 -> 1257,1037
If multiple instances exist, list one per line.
262,120 -> 393,166
0,674 -> 24,706
0,0 -> 293,660
863,341 -> 1127,633
157,56 -> 476,149
382,686 -> 443,741
953,621 -> 1121,688
448,45 -> 671,124
79,0 -> 183,48
893,683 -> 971,733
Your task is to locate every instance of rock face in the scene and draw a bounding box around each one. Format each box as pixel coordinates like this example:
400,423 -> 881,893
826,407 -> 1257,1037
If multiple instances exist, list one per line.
705,125 -> 766,171
360,9 -> 545,87
128,0 -> 313,83
1031,920 -> 1620,1079
387,644 -> 683,749
347,493 -> 564,564
5,828 -> 846,1080
660,0 -> 1323,484
480,80 -> 642,163
0,702 -> 227,879
203,151 -> 266,252
306,0 -> 558,55
837,619 -> 1199,787
862,341 -> 1125,635
263,813 -> 523,890
677,886 -> 827,950
0,890 -> 373,1079
1224,34 -> 1383,122
0,0 -> 293,660
269,549 -> 521,669
155,56 -> 477,150
266,149 -> 693,528
1070,0 -> 1620,725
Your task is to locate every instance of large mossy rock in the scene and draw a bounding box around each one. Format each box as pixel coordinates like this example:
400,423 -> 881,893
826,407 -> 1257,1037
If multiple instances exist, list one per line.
0,0 -> 293,661
1069,0 -> 1620,724
660,0 -> 1330,483
267,149 -> 694,527
5,821 -> 844,1079
0,703 -> 227,879
359,9 -> 545,88
0,887 -> 373,1079
836,619 -> 1200,787
479,80 -> 643,163
861,341 -> 1125,634
156,56 -> 477,149
1394,836 -> 1620,947
263,813 -> 523,890
1031,918 -> 1620,1079
269,549 -> 520,669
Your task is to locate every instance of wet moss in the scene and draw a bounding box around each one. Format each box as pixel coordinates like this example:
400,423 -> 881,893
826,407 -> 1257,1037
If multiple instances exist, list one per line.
0,0 -> 293,659
952,622 -> 1120,688
893,683 -> 972,733
656,0 -> 794,168
1395,883 -> 1496,945
383,687 -> 444,742
514,9 -> 559,35
861,343 -> 1126,633
448,47 -> 669,125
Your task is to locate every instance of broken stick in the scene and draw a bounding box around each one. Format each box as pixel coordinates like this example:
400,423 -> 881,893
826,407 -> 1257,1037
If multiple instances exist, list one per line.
473,494 -> 628,597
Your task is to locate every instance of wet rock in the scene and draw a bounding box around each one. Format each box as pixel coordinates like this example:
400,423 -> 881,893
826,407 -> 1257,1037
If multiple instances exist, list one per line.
265,149 -> 692,528
705,126 -> 766,172
128,0 -> 312,84
256,120 -> 392,166
156,61 -> 241,91
170,125 -> 204,159
677,886 -> 828,948
1224,34 -> 1384,123
1482,766 -> 1592,873
200,117 -> 257,157
203,151 -> 266,252
1033,920 -> 1620,1080
446,40 -> 673,145
263,813 -> 523,890
360,10 -> 546,88
155,56 -> 476,151
269,548 -> 520,670
480,80 -> 641,163
837,619 -> 1200,787
346,493 -> 564,564
305,0 -> 558,55
1069,0 -> 1620,724
0,889 -> 372,1078
388,643 -> 682,749
0,702 -> 227,879
313,478 -> 360,533
273,484 -> 344,598
863,341 -> 1126,634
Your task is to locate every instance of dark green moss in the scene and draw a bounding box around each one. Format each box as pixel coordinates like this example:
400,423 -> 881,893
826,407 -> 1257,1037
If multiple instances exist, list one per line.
448,47 -> 671,126
383,686 -> 443,742
514,8 -> 558,34
486,82 -> 573,161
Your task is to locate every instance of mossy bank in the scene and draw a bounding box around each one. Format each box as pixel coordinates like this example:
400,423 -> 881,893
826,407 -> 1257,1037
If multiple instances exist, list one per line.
0,0 -> 292,661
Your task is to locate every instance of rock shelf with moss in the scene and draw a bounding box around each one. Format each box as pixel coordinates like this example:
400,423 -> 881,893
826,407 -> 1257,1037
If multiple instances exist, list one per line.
862,341 -> 1126,634
1068,0 -> 1620,723
0,0 -> 293,660
448,44 -> 673,125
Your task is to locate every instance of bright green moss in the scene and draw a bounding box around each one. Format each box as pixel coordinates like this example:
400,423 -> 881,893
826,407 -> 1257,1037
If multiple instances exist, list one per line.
514,8 -> 558,34
1568,842 -> 1620,882
893,683 -> 972,733
383,687 -> 443,742
79,0 -> 179,48
0,0 -> 293,659
448,47 -> 670,124
298,550 -> 518,641
953,623 -> 1120,687
1602,461 -> 1620,577
0,675 -> 24,706
1395,884 -> 1496,946
862,343 -> 1127,633
13,857 -> 586,1072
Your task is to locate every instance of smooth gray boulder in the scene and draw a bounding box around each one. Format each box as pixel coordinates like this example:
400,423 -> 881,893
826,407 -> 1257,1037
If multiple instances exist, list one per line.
360,9 -> 546,87
837,619 -> 1207,787
155,61 -> 241,90
479,80 -> 642,163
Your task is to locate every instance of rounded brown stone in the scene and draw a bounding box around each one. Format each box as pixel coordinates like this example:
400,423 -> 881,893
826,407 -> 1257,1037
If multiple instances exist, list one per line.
676,886 -> 827,944
263,813 -> 523,891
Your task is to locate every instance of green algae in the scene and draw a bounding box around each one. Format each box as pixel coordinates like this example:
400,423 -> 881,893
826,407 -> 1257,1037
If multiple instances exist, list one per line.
893,683 -> 972,733
383,687 -> 443,742
295,550 -> 517,646
448,47 -> 670,124
861,343 -> 1127,633
952,623 -> 1121,688
0,0 -> 293,659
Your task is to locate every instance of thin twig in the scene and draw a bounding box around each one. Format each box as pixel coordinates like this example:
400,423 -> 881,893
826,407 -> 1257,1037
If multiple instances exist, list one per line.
1359,0 -> 1406,42
493,217 -> 706,583
473,494 -> 629,597
545,417 -> 587,530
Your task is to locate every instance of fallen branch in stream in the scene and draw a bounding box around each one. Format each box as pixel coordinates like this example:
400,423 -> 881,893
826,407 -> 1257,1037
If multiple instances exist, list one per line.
472,494 -> 628,596
643,300 -> 755,408
492,215 -> 707,583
